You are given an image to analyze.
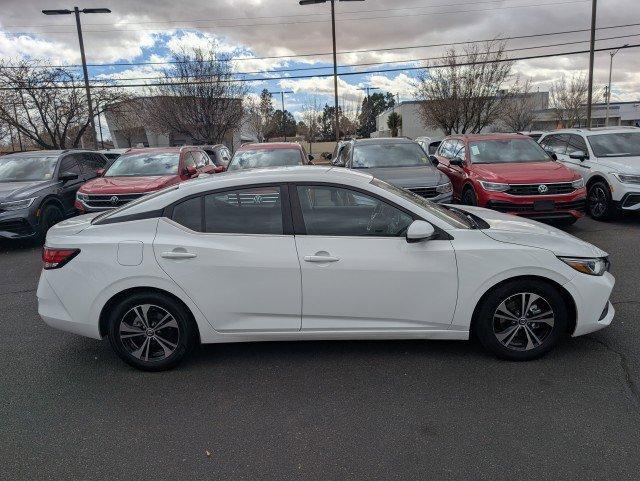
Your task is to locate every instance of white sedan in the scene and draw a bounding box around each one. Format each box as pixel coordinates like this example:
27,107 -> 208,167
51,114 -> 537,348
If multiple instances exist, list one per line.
38,166 -> 615,371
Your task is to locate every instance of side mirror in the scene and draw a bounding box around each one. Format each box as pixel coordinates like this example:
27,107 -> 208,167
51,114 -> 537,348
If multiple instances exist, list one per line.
183,165 -> 198,177
308,154 -> 315,161
59,172 -> 79,182
96,168 -> 105,177
324,152 -> 333,160
428,155 -> 440,166
332,158 -> 346,167
569,150 -> 588,161
406,220 -> 435,243
545,150 -> 558,161
450,157 -> 464,167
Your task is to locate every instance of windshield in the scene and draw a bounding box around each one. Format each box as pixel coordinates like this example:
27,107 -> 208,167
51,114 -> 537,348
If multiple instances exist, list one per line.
228,149 -> 302,170
105,152 -> 180,177
0,155 -> 58,182
587,132 -> 640,157
469,138 -> 550,164
370,178 -> 472,229
353,143 -> 431,168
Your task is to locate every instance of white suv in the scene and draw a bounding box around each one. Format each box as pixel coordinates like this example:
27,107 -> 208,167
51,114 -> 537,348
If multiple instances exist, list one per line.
538,127 -> 640,220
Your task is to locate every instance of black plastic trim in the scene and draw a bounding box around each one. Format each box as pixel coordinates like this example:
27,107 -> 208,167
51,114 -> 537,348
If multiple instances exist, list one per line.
93,209 -> 165,226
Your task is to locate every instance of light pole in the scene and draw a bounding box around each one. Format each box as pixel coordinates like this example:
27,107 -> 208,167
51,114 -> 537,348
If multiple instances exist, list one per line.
586,0 -> 597,127
269,90 -> 294,141
605,44 -> 628,126
42,7 -> 111,149
300,0 -> 364,143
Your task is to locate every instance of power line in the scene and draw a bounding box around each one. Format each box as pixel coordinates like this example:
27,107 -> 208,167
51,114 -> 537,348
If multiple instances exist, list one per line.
2,21 -> 638,70
1,43 -> 637,91
3,0 -> 589,34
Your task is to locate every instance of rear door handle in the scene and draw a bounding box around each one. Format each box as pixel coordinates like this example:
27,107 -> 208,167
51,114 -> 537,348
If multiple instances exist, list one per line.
304,255 -> 340,263
161,251 -> 197,259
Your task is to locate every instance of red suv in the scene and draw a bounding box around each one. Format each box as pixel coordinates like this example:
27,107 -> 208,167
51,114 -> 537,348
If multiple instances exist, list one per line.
434,134 -> 587,224
76,146 -> 220,212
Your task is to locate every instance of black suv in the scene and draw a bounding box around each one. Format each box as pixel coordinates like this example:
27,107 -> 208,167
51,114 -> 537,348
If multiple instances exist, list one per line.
0,150 -> 107,241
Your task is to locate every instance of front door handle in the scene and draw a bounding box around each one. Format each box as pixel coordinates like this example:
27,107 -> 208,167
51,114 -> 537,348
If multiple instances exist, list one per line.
161,251 -> 197,259
304,255 -> 340,263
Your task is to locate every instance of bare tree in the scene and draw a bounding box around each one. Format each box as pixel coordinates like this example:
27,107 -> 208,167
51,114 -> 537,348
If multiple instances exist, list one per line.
500,78 -> 539,132
414,40 -> 513,135
0,59 -> 127,149
300,96 -> 322,150
549,73 -> 603,128
340,98 -> 360,139
145,44 -> 248,144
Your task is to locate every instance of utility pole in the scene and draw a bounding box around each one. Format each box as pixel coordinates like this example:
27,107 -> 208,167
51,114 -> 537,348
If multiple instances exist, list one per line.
605,44 -> 628,126
12,102 -> 23,151
269,90 -> 293,141
299,0 -> 365,143
586,0 -> 597,128
96,100 -> 104,149
357,86 -> 380,98
42,7 -> 111,149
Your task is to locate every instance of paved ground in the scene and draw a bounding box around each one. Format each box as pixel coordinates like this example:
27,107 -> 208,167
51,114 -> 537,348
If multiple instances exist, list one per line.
1,215 -> 639,481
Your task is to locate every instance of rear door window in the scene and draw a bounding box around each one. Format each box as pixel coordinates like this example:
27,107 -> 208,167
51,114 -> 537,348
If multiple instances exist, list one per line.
204,187 -> 283,234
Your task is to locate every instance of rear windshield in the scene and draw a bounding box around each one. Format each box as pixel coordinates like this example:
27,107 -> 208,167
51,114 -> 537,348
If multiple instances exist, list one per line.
469,138 -> 550,164
105,152 -> 180,176
228,149 -> 301,170
0,155 -> 58,182
353,143 -> 430,168
587,132 -> 640,157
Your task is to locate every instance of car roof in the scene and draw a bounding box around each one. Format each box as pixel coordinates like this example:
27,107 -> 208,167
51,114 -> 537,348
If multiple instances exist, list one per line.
352,137 -> 415,145
238,142 -> 303,151
447,133 -> 527,141
547,127 -> 640,136
121,147 -> 184,155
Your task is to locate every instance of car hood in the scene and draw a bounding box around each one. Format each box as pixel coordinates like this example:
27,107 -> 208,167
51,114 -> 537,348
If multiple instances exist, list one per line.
0,180 -> 56,201
595,155 -> 640,174
454,205 -> 607,258
472,161 -> 578,183
363,166 -> 449,188
79,176 -> 176,194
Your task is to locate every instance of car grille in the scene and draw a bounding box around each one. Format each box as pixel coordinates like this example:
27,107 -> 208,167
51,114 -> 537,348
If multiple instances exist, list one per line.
507,182 -> 576,195
487,199 -> 586,213
622,193 -> 640,208
83,193 -> 146,209
0,219 -> 34,236
408,187 -> 439,198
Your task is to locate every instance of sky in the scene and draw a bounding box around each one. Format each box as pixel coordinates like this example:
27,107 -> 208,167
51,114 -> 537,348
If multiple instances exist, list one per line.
1,0 -> 640,139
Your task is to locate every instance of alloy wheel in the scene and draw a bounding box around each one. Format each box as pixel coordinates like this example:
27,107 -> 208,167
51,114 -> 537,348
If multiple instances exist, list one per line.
118,304 -> 180,362
588,185 -> 608,218
492,293 -> 555,351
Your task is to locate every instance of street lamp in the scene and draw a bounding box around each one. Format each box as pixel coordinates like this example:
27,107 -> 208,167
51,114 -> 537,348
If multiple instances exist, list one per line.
605,44 -> 629,126
42,7 -> 111,149
269,90 -> 294,141
299,0 -> 364,143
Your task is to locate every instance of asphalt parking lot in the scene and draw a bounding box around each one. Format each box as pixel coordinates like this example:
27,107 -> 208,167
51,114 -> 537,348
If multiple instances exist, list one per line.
1,215 -> 639,481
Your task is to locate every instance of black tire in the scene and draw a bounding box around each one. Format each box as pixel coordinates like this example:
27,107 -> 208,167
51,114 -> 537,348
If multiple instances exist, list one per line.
462,186 -> 478,206
587,180 -> 615,221
107,292 -> 198,371
473,279 -> 568,361
36,203 -> 64,243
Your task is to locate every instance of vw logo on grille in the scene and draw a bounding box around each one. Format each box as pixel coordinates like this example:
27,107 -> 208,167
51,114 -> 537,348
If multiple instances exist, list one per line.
253,195 -> 263,204
538,184 -> 549,194
110,195 -> 120,205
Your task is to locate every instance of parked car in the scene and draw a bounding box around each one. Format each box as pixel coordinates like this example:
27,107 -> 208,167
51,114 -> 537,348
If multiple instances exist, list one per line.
434,133 -> 586,225
200,144 -> 232,171
415,136 -> 433,153
538,127 -> 640,220
519,131 -> 546,142
0,150 -> 106,241
98,148 -> 130,162
332,138 -> 452,202
227,142 -> 313,171
75,146 -> 216,213
39,166 -> 614,370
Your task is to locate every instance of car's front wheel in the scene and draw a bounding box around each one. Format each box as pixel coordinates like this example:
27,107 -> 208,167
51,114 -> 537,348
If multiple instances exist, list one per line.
36,204 -> 64,243
107,292 -> 197,371
587,180 -> 615,221
462,186 -> 478,206
474,280 -> 568,361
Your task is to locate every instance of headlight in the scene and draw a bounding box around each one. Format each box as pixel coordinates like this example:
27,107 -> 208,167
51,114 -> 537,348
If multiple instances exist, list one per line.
612,173 -> 640,185
559,256 -> 610,276
571,178 -> 585,189
0,198 -> 35,211
76,192 -> 88,201
478,180 -> 509,192
435,182 -> 453,194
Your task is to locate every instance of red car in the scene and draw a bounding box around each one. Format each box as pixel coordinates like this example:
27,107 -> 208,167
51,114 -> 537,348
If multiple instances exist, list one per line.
227,142 -> 314,171
76,146 -> 222,212
433,134 -> 587,224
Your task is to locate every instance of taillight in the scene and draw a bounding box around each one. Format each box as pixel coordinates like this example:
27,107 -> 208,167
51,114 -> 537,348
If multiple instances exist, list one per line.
42,247 -> 80,270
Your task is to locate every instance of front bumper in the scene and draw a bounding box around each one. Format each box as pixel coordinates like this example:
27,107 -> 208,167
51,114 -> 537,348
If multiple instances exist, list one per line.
617,192 -> 640,211
480,187 -> 587,220
0,209 -> 38,239
564,271 -> 616,337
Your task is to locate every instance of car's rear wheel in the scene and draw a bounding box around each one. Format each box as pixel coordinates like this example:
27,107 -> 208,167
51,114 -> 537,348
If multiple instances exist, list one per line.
587,180 -> 615,221
107,292 -> 197,371
36,204 -> 64,243
474,280 -> 568,361
462,186 -> 478,206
